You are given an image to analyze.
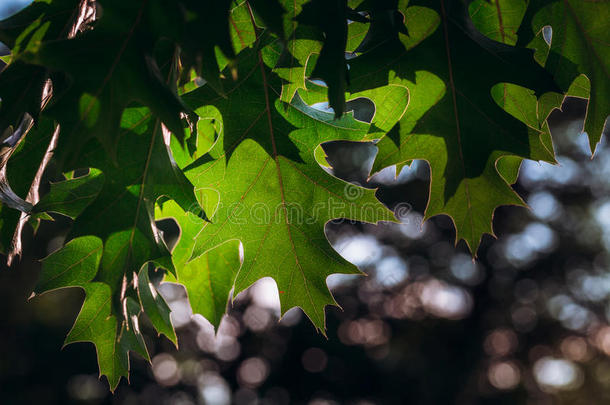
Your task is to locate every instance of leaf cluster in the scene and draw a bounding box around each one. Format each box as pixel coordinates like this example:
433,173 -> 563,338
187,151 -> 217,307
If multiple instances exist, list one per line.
0,0 -> 607,389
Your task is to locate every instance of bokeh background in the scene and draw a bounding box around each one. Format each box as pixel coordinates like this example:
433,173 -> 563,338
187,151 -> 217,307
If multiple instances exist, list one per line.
2,2 -> 610,404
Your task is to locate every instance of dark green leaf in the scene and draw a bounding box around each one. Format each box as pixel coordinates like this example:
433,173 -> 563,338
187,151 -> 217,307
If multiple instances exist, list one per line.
157,199 -> 241,330
182,40 -> 398,331
32,168 -> 104,219
297,0 -> 349,116
349,0 -> 558,252
35,235 -> 102,294
519,0 -> 610,152
137,265 -> 177,345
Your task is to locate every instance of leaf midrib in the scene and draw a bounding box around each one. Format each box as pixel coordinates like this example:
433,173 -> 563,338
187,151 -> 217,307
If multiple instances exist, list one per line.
257,49 -> 322,325
495,0 -> 507,43
439,0 -> 476,241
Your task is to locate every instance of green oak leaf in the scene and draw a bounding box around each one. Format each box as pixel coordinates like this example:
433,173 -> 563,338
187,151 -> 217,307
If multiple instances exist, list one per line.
121,296 -> 151,363
296,0 -> 349,116
0,0 -> 78,132
466,0 -> 588,162
32,168 -> 104,219
34,236 -> 149,391
297,81 -> 410,141
468,0 -> 527,45
179,0 -> 262,94
31,104 -> 204,368
263,0 -> 322,105
137,265 -> 178,345
18,0 -> 192,163
350,0 -> 409,54
348,0 -> 559,252
34,236 -> 103,294
157,116 -> 241,330
157,200 -> 242,329
248,0 -> 287,39
265,0 -> 361,116
0,0 -> 78,51
179,0 -> 235,94
519,0 -> 609,152
64,281 -> 148,391
466,0 -> 560,182
58,106 -> 205,303
64,281 -> 128,391
181,38 -> 398,332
